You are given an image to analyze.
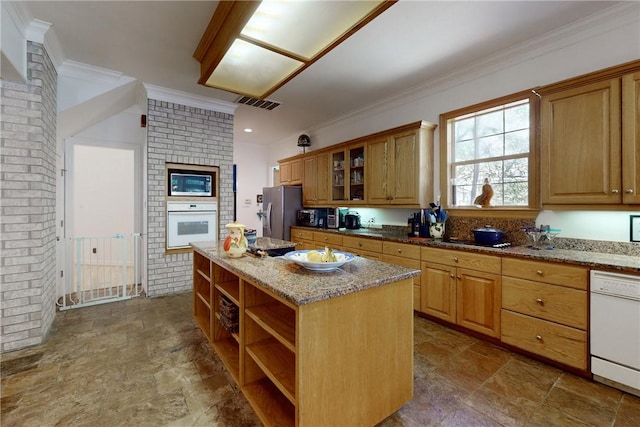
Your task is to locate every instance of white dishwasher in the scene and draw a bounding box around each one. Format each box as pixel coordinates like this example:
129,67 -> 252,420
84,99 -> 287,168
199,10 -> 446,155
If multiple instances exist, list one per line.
590,270 -> 640,397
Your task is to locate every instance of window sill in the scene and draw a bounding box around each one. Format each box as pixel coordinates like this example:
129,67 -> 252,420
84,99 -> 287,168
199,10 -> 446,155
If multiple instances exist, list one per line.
446,207 -> 540,219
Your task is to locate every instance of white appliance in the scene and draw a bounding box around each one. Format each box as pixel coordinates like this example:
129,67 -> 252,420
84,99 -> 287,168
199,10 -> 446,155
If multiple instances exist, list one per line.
262,186 -> 302,241
166,202 -> 217,249
590,270 -> 640,397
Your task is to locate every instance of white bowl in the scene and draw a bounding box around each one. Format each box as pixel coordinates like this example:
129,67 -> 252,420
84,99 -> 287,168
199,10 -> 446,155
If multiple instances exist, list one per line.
284,250 -> 355,272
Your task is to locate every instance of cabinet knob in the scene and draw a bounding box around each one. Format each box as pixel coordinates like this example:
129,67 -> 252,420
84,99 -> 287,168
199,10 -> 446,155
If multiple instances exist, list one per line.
324,237 -> 328,241
611,189 -> 619,194
536,270 -> 543,276
397,249 -> 402,253
456,275 -> 462,280
450,274 -> 455,279
536,335 -> 543,341
358,242 -> 362,247
536,298 -> 544,306
626,188 -> 634,194
453,257 -> 459,263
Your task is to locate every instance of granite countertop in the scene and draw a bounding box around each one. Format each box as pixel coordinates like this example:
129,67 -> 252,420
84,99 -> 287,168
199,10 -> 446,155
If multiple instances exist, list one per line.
292,227 -> 640,274
191,241 -> 421,306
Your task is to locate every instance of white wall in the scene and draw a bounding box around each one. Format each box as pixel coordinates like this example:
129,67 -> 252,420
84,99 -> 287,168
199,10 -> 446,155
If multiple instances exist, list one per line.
234,142 -> 269,235
266,4 -> 640,243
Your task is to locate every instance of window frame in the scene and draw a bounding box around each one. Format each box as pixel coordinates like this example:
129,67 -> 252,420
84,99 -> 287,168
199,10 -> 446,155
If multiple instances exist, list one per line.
439,89 -> 540,218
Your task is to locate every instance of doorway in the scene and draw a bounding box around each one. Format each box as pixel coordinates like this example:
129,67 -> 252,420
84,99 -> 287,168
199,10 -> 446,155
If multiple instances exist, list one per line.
59,141 -> 144,309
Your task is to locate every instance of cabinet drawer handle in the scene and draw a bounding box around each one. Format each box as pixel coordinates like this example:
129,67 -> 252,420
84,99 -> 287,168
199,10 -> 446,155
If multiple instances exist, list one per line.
358,242 -> 362,247
535,298 -> 544,306
536,270 -> 543,276
626,188 -> 634,194
324,237 -> 328,241
611,189 -> 619,194
397,248 -> 402,253
450,274 -> 455,279
536,335 -> 543,341
456,275 -> 462,280
453,257 -> 459,263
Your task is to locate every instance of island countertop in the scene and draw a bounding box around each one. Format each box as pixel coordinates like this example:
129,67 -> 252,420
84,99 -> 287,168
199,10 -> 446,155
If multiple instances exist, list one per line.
191,241 -> 421,306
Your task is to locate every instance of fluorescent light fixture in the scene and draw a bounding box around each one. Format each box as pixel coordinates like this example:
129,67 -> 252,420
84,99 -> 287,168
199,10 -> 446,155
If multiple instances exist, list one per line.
194,0 -> 396,99
244,128 -> 253,132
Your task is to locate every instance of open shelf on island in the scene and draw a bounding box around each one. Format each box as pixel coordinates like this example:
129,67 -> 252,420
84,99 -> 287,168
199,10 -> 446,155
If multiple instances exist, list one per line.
243,377 -> 295,427
245,302 -> 295,351
212,336 -> 239,382
246,337 -> 296,404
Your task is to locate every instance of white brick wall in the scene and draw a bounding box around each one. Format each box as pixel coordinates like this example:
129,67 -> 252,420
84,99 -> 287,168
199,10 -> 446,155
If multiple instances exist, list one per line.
1,41 -> 57,353
146,99 -> 234,297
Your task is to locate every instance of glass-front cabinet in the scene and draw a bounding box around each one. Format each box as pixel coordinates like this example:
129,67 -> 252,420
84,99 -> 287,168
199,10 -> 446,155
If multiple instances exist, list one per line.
331,143 -> 366,204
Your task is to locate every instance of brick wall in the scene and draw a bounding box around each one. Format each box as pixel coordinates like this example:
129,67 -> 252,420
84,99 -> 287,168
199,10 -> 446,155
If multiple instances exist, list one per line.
0,41 -> 57,352
146,99 -> 234,297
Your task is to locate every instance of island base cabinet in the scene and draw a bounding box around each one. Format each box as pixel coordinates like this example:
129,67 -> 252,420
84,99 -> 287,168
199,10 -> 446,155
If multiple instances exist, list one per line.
193,248 -> 415,427
501,310 -> 587,370
297,279 -> 414,426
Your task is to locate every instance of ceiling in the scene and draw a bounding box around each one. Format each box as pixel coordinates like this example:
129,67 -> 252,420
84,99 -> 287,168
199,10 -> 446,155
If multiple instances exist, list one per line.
23,1 -> 621,147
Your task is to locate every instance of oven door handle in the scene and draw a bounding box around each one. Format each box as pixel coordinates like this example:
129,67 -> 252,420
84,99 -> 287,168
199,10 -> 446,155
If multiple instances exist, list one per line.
265,202 -> 272,235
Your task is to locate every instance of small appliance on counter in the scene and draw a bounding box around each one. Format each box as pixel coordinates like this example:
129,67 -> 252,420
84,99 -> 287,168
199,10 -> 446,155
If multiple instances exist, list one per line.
345,211 -> 361,229
327,208 -> 348,229
296,209 -> 327,228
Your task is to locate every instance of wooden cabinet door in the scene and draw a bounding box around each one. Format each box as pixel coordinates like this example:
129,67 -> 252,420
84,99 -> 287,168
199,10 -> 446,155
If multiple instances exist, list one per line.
316,152 -> 330,204
421,262 -> 456,323
456,268 -> 501,338
541,78 -> 622,204
290,158 -> 303,184
622,71 -> 640,204
302,156 -> 317,205
279,161 -> 291,184
390,130 -> 419,205
367,135 -> 391,204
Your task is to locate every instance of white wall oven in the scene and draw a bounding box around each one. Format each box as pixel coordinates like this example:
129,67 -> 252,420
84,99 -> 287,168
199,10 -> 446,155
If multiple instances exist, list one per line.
166,202 -> 217,249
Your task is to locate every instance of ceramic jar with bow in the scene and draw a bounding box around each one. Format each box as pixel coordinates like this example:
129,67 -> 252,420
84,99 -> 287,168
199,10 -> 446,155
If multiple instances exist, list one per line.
223,222 -> 248,258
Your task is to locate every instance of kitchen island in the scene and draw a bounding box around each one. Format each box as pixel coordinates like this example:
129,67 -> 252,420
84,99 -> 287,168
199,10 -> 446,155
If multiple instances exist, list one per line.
191,241 -> 420,427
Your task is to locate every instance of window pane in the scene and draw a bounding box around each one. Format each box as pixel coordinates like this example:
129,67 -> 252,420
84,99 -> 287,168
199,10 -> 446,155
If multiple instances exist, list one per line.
476,110 -> 503,137
505,103 -> 529,132
505,129 -> 529,155
454,117 -> 474,141
454,138 -> 475,162
477,134 -> 504,159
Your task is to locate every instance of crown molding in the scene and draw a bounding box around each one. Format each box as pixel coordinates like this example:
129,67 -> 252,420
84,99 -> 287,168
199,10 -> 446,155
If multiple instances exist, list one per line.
59,60 -> 126,82
143,83 -> 238,115
2,1 -> 31,33
308,2 -> 640,138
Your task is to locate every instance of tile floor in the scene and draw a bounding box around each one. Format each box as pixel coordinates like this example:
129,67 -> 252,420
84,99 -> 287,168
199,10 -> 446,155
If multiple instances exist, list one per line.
1,292 -> 639,426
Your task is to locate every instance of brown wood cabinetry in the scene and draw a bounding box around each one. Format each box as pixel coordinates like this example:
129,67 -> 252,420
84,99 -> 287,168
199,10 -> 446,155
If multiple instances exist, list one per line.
329,143 -> 366,204
367,122 -> 436,207
312,230 -> 343,250
302,153 -> 330,205
420,247 -> 502,338
279,157 -> 303,185
540,61 -> 640,206
193,248 -> 414,426
290,228 -> 314,250
383,242 -> 422,311
501,257 -> 588,370
342,235 -> 382,260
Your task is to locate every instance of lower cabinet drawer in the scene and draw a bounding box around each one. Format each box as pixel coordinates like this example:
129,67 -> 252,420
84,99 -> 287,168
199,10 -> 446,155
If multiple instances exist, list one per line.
502,277 -> 587,329
501,310 -> 587,370
313,232 -> 343,247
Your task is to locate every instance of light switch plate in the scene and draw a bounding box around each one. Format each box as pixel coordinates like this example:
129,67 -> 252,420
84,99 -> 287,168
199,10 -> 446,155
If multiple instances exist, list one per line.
631,215 -> 640,242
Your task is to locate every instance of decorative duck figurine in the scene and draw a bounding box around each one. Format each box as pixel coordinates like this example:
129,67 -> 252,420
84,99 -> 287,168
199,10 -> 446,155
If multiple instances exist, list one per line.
474,178 -> 494,208
223,222 -> 248,258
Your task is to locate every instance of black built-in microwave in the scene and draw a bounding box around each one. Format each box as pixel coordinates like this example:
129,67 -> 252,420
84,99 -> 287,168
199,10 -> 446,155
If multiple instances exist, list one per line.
168,169 -> 215,197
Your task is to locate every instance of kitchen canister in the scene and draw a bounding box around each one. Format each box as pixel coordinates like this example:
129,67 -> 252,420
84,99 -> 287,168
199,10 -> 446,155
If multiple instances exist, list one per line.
223,222 -> 248,257
429,222 -> 446,240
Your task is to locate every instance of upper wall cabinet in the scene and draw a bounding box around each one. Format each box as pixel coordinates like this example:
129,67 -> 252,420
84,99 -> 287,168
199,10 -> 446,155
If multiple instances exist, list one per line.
329,143 -> 366,204
279,156 -> 303,186
303,152 -> 330,206
367,121 -> 436,207
540,61 -> 640,206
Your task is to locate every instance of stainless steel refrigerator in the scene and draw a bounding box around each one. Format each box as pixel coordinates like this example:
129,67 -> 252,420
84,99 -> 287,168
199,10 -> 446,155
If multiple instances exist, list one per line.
262,185 -> 302,241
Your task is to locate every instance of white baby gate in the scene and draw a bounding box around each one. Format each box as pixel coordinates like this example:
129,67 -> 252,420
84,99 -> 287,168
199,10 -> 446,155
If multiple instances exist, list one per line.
59,233 -> 142,310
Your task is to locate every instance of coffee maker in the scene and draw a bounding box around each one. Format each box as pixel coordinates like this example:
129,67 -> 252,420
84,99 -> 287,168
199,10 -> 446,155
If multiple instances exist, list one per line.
326,208 -> 348,229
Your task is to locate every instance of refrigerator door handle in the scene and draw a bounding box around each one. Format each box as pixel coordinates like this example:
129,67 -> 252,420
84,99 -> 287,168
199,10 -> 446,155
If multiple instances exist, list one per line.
265,202 -> 272,236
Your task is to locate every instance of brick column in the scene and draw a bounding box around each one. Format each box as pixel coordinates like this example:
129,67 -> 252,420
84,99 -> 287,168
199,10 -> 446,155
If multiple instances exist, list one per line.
0,41 -> 57,352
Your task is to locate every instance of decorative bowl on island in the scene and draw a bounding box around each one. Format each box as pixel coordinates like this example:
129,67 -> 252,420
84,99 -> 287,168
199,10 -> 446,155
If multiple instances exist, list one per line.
284,249 -> 355,272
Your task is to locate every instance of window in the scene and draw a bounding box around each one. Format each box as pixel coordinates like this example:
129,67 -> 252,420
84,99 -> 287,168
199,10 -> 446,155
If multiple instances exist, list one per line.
440,90 -> 539,212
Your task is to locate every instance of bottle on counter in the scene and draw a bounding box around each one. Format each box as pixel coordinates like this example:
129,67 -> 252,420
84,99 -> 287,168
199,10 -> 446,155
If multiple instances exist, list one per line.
407,216 -> 414,237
